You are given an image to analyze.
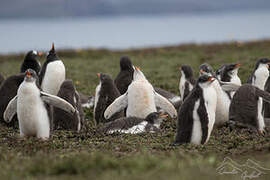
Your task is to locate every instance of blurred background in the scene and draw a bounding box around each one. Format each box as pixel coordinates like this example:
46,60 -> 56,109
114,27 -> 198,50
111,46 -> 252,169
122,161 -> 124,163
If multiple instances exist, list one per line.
1,0 -> 270,54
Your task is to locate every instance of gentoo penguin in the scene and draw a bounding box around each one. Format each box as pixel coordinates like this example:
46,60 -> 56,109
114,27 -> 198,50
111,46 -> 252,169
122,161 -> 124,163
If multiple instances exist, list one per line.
154,87 -> 182,110
114,56 -> 134,95
247,58 -> 270,90
104,67 -> 177,119
224,83 -> 270,135
199,63 -> 215,76
94,73 -> 124,124
39,43 -> 65,95
0,73 -> 5,86
20,50 -> 42,74
99,112 -> 168,134
53,80 -> 84,132
220,63 -> 241,85
0,73 -> 24,127
179,65 -> 196,101
174,75 -> 217,145
4,69 -> 75,140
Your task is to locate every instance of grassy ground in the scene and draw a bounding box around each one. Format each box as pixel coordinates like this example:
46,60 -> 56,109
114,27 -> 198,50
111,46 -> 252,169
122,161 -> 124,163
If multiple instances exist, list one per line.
0,40 -> 270,179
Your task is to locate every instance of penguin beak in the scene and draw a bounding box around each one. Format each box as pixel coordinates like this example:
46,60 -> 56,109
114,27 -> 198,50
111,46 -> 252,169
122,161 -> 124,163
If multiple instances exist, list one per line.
160,114 -> 168,118
51,43 -> 55,51
97,73 -> 101,78
235,63 -> 241,68
26,71 -> 31,78
135,66 -> 140,71
200,69 -> 205,74
37,52 -> 43,56
208,77 -> 215,82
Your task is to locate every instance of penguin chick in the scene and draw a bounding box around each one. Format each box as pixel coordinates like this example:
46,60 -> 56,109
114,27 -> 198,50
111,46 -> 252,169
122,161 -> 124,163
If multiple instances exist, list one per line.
174,75 -> 217,145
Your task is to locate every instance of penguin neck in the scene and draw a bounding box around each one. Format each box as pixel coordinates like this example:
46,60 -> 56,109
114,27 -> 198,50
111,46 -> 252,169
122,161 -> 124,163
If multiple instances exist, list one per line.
253,65 -> 269,90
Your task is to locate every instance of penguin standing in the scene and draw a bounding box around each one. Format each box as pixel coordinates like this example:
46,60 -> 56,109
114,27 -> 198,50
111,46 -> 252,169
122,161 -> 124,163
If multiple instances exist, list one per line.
4,69 -> 75,140
99,112 -> 168,134
0,73 -> 24,127
20,50 -> 42,74
94,73 -> 124,124
53,80 -> 84,132
179,65 -> 196,101
104,67 -> 177,119
114,56 -> 134,95
39,43 -> 65,95
174,75 -> 217,145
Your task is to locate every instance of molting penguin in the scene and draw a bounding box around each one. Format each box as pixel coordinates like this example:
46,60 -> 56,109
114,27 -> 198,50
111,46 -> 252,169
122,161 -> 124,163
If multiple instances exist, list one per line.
40,43 -> 65,95
199,63 -> 215,76
20,50 -> 42,74
0,73 -> 24,127
53,80 -> 84,132
223,83 -> 270,135
104,67 -> 177,119
3,69 -> 75,140
179,65 -> 196,101
174,75 -> 217,145
99,112 -> 168,134
114,56 -> 134,95
94,73 -> 124,124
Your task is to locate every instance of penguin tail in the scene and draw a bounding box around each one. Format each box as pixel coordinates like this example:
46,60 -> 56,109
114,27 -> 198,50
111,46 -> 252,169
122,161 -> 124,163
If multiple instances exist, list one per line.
220,82 -> 241,92
255,88 -> 270,103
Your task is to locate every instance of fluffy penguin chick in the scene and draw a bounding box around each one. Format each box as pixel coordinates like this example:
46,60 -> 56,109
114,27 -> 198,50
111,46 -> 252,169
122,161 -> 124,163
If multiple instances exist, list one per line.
99,112 -> 167,134
179,65 -> 196,101
94,73 -> 124,124
114,56 -> 134,95
40,43 -> 65,95
174,75 -> 217,145
4,69 -> 75,140
228,84 -> 270,135
104,67 -> 177,119
53,80 -> 84,132
20,50 -> 42,74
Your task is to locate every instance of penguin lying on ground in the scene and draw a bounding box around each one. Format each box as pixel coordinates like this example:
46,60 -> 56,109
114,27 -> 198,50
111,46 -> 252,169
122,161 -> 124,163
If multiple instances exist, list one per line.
4,69 -> 75,140
104,67 -> 177,119
40,43 -> 65,95
179,65 -> 196,101
94,73 -> 124,124
174,75 -> 217,145
20,50 -> 42,74
222,83 -> 270,135
53,80 -> 84,132
99,112 -> 168,134
0,73 -> 24,127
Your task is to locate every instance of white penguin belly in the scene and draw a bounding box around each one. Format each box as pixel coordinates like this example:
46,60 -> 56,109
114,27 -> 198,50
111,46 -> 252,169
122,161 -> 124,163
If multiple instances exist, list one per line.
94,83 -> 101,119
253,66 -> 269,90
41,60 -> 65,95
212,81 -> 230,126
191,100 -> 202,145
257,98 -> 265,131
127,81 -> 156,118
17,82 -> 50,138
179,76 -> 186,100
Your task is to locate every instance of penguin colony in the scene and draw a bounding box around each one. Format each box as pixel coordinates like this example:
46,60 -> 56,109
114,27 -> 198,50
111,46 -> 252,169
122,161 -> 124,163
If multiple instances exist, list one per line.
0,43 -> 269,145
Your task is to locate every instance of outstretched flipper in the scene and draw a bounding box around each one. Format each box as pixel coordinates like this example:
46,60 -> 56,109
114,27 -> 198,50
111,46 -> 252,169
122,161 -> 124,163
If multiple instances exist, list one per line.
154,92 -> 177,118
220,82 -> 241,92
104,93 -> 128,119
40,92 -> 75,114
255,87 -> 270,103
3,96 -> 18,123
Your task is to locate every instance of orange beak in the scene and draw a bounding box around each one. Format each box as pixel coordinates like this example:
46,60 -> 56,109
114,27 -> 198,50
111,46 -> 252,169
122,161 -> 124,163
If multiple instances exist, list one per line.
26,71 -> 31,78
208,77 -> 215,82
97,73 -> 101,78
38,52 -> 43,56
160,114 -> 168,118
51,43 -> 55,51
235,63 -> 241,68
135,66 -> 140,71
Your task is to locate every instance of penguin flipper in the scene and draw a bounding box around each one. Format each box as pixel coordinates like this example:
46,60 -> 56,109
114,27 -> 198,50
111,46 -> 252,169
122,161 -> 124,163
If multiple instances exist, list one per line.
154,92 -> 177,118
40,92 -> 76,114
255,87 -> 270,103
220,82 -> 241,92
4,96 -> 18,123
104,93 -> 128,119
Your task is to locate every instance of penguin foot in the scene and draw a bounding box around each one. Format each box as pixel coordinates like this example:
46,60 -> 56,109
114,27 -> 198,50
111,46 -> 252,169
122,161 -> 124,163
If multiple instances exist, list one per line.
258,129 -> 267,136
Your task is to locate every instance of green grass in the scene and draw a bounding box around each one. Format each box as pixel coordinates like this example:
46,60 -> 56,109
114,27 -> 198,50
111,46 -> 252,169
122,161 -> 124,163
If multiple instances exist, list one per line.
0,40 -> 270,179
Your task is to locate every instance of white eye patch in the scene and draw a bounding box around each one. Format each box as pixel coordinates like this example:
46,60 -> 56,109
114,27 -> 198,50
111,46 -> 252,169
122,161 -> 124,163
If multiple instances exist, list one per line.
32,50 -> 37,55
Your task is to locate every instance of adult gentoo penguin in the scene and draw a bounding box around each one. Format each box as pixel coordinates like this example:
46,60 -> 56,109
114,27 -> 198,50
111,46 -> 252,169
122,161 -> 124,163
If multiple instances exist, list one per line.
20,50 -> 42,74
104,67 -> 177,119
179,65 -> 196,101
99,112 -> 168,134
4,69 -> 75,140
114,56 -> 134,95
40,43 -> 65,95
0,73 -> 24,127
53,80 -> 84,132
223,83 -> 270,135
174,75 -> 217,145
94,73 -> 124,124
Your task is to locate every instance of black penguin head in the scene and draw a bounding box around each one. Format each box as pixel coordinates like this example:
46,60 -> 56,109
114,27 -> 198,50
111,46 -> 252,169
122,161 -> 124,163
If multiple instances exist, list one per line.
199,63 -> 214,76
97,73 -> 113,84
145,112 -> 168,124
180,65 -> 194,79
223,63 -> 241,77
46,43 -> 59,62
255,58 -> 270,70
197,75 -> 215,88
120,56 -> 133,71
24,50 -> 42,61
24,69 -> 38,83
215,64 -> 226,77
